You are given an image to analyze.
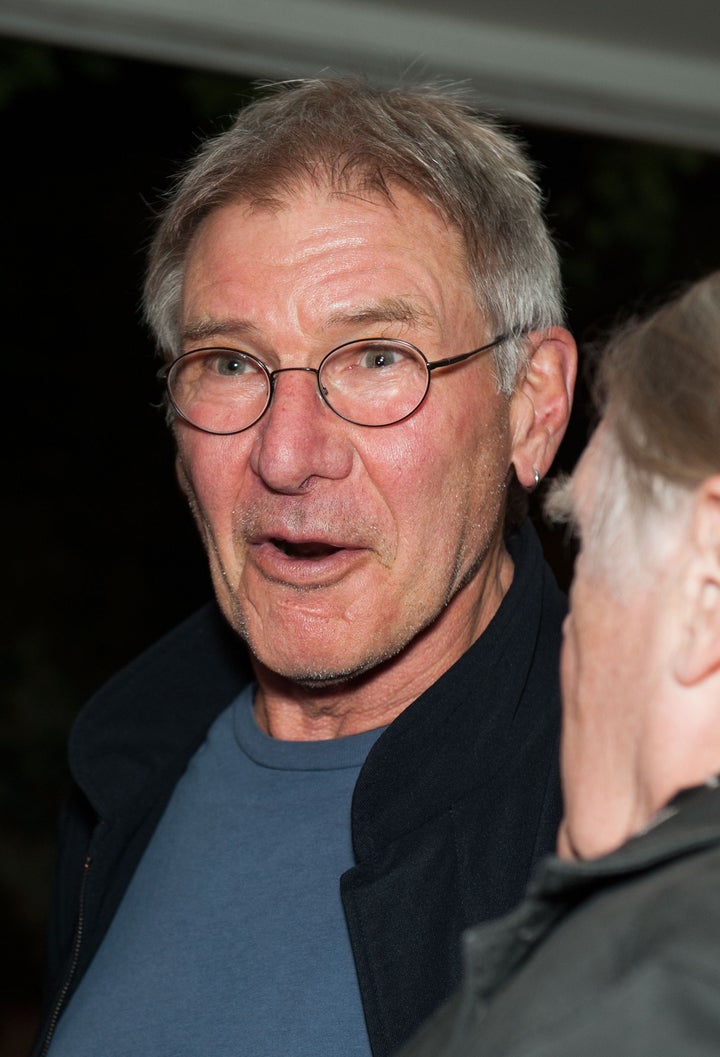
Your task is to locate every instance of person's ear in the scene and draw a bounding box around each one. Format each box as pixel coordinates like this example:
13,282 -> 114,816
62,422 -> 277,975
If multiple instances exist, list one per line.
509,327 -> 577,489
673,476 -> 720,686
175,453 -> 191,497
175,453 -> 203,527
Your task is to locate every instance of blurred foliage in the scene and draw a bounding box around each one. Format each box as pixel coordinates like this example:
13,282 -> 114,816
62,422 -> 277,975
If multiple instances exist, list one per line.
0,33 -> 718,1050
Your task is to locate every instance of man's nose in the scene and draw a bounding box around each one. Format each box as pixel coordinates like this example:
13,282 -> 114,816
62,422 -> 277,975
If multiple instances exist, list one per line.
249,368 -> 354,493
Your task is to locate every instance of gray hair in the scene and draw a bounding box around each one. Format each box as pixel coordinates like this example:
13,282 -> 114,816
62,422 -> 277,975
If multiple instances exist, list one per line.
143,77 -> 565,393
597,271 -> 720,499
548,271 -> 720,582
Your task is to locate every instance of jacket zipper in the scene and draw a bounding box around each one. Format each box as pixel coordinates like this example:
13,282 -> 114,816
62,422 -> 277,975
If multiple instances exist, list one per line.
38,853 -> 93,1057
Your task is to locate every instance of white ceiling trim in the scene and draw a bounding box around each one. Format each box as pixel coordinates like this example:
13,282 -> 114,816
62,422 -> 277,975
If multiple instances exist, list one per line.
3,0 -> 720,152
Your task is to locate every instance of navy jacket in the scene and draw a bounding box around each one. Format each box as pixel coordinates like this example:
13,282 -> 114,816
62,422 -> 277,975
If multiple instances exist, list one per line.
33,521 -> 565,1057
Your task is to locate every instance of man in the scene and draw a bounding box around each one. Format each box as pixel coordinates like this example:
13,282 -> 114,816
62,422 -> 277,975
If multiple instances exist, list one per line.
399,271 -> 720,1057
33,79 -> 576,1057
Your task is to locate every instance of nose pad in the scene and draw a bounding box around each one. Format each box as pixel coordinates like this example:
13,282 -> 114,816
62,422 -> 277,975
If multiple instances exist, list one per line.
264,365 -> 333,422
266,365 -> 337,420
270,365 -> 321,385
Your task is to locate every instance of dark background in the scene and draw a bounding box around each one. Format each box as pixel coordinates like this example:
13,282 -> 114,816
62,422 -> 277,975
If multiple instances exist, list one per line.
2,36 -> 719,1052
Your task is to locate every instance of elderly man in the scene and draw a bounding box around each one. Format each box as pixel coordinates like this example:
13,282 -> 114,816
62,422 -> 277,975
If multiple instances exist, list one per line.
399,271 -> 720,1057
33,80 -> 575,1057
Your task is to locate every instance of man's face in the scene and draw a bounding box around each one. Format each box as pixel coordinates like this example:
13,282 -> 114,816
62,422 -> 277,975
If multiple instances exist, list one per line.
175,184 -> 517,687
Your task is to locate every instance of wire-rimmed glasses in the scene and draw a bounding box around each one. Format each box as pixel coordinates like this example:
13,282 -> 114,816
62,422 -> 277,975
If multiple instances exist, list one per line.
159,332 -> 512,435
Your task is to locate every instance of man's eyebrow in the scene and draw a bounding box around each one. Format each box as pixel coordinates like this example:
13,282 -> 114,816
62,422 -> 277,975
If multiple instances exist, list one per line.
182,318 -> 262,344
323,297 -> 435,331
182,300 -> 435,346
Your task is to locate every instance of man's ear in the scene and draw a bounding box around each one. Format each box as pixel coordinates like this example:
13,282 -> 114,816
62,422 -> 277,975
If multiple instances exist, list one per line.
509,327 -> 577,489
175,452 -> 203,518
175,453 -> 191,496
673,477 -> 720,686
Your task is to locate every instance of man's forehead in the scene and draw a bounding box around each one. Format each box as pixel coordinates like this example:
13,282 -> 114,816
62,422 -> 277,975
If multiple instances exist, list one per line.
183,187 -> 478,343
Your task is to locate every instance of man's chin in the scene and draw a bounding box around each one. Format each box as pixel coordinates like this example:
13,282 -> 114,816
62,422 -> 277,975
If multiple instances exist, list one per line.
252,652 -> 393,691
247,636 -> 411,693
224,590 -> 451,693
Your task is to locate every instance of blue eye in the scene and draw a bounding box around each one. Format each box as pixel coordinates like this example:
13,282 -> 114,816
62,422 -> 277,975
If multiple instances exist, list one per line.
217,355 -> 245,376
357,346 -> 405,369
203,351 -> 255,377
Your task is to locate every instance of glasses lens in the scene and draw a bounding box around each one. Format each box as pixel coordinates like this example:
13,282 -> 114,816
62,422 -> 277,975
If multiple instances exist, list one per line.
167,348 -> 270,434
320,340 -> 430,426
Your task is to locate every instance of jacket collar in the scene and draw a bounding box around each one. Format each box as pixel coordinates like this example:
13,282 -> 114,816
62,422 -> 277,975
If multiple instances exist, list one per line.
68,602 -> 252,824
351,520 -> 566,857
535,780 -> 720,898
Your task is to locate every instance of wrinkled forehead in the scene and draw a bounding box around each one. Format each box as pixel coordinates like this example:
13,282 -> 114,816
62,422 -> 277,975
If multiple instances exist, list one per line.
182,182 -> 476,323
192,171 -> 460,248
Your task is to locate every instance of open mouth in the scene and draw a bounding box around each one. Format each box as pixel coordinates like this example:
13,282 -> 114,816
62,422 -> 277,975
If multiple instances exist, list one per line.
270,538 -> 343,560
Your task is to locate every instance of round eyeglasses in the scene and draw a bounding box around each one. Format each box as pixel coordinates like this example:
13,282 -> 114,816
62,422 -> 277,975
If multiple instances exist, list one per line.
160,333 -> 511,435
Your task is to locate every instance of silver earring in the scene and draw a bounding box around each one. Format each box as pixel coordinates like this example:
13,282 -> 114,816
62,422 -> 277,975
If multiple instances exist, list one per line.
532,467 -> 540,490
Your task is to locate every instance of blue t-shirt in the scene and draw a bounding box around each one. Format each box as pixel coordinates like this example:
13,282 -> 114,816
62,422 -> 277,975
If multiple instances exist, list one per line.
49,687 -> 384,1056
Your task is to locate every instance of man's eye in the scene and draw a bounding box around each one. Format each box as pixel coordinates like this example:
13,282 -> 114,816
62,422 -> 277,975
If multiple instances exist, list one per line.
358,346 -> 405,369
206,352 -> 253,377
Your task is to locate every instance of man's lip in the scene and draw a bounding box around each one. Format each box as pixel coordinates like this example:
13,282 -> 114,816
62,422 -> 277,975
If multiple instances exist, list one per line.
247,531 -> 362,554
268,537 -> 343,559
247,536 -> 367,585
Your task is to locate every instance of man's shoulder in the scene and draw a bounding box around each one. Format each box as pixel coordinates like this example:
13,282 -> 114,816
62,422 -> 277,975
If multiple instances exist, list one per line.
67,603 -> 252,804
521,800 -> 720,995
428,814 -> 720,1057
535,836 -> 720,1051
85,602 -> 250,711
